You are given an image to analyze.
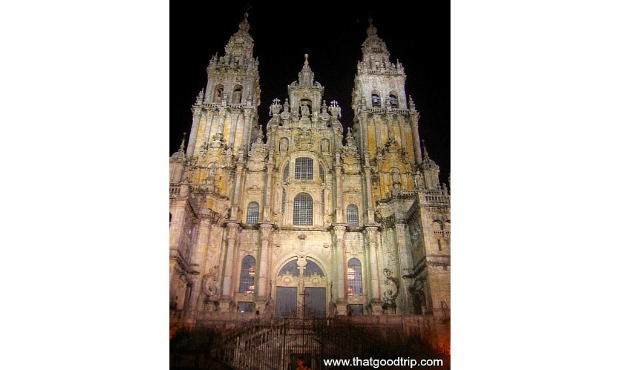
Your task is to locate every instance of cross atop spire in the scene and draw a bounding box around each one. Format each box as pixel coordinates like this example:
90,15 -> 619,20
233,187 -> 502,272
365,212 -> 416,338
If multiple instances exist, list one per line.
298,54 -> 315,87
239,12 -> 250,32
367,17 -> 377,36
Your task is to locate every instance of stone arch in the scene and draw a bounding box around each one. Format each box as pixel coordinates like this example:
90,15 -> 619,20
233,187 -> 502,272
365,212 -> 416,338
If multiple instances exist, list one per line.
371,91 -> 381,107
232,85 -> 243,104
389,92 -> 398,108
213,84 -> 224,103
274,255 -> 329,318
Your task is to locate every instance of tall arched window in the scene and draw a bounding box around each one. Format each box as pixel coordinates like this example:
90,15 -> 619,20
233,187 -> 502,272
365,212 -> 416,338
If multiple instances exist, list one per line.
293,192 -> 313,225
239,255 -> 256,294
246,202 -> 259,224
347,258 -> 362,295
319,164 -> 325,182
371,93 -> 381,107
232,85 -> 243,104
346,204 -> 359,227
295,157 -> 313,180
214,85 -> 224,103
389,94 -> 398,108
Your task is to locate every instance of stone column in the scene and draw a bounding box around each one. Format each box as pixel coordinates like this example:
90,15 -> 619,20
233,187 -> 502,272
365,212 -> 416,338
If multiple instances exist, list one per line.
242,109 -> 254,155
220,222 -> 240,312
334,155 -> 343,223
411,112 -> 422,165
333,225 -> 347,315
186,106 -> 202,157
230,158 -> 245,221
365,226 -> 383,314
255,223 -> 273,311
395,222 -> 412,313
362,151 -> 375,224
187,217 -> 212,312
263,160 -> 274,221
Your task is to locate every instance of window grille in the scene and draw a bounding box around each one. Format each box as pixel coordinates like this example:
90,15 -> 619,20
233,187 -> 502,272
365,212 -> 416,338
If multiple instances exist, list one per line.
239,256 -> 256,293
347,258 -> 362,295
346,204 -> 359,227
293,192 -> 313,225
294,157 -> 313,180
246,202 -> 259,224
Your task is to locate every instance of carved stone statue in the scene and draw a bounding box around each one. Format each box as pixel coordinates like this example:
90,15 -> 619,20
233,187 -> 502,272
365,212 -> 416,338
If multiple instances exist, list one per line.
279,137 -> 288,152
300,103 -> 310,117
321,139 -> 329,152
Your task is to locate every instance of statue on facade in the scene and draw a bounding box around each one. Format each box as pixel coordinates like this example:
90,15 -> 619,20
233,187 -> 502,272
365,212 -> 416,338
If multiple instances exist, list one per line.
321,139 -> 329,152
201,265 -> 220,303
269,98 -> 281,116
382,268 -> 399,314
329,100 -> 342,118
279,137 -> 289,152
300,103 -> 310,118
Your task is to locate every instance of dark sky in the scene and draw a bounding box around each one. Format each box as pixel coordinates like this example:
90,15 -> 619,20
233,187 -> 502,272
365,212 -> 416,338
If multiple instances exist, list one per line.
170,1 -> 450,184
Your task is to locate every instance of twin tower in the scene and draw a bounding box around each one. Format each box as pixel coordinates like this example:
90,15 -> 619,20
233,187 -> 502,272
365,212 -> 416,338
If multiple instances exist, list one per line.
169,13 -> 450,322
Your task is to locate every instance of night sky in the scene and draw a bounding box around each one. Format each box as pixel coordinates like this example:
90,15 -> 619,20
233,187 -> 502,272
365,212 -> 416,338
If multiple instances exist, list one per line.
170,1 -> 450,184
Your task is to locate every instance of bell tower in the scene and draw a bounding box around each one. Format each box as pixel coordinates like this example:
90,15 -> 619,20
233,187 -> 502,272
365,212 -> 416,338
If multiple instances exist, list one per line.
352,19 -> 443,207
186,13 -> 261,158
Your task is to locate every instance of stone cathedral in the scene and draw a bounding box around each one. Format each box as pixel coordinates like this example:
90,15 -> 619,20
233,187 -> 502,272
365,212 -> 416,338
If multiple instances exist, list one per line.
169,14 -> 450,325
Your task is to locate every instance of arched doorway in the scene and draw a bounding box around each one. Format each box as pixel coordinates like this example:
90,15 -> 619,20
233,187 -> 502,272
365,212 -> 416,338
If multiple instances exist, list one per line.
275,257 -> 327,318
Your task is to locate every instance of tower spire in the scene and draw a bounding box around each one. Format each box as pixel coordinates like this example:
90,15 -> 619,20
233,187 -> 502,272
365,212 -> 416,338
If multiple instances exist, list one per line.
298,54 -> 315,87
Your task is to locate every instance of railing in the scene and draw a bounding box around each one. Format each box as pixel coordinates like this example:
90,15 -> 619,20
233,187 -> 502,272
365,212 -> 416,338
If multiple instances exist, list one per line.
422,193 -> 450,205
169,184 -> 181,197
211,316 -> 440,370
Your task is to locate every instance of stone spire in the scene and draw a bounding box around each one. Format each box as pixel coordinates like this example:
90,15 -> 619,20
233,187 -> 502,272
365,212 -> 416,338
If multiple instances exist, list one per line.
298,53 -> 315,87
223,12 -> 254,60
359,18 -> 392,72
239,12 -> 250,33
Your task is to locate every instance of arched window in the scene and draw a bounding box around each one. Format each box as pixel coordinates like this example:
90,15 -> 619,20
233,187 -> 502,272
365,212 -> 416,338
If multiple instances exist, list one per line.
232,85 -> 243,104
294,157 -> 313,180
283,161 -> 289,181
239,255 -> 256,294
347,258 -> 362,295
281,188 -> 286,213
371,93 -> 381,107
214,85 -> 224,103
319,164 -> 325,182
346,204 -> 359,227
279,259 -> 300,276
303,260 -> 325,276
293,193 -> 313,225
389,94 -> 398,108
246,202 -> 259,224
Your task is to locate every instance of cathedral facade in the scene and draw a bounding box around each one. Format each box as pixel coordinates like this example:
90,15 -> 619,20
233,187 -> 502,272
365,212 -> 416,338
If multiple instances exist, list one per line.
169,14 -> 450,323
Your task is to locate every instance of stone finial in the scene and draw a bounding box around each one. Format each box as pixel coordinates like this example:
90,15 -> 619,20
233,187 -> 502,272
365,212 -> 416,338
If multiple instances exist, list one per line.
195,88 -> 204,105
367,18 -> 377,37
422,140 -> 429,159
239,12 -> 250,32
298,54 -> 314,86
409,95 -> 416,111
179,132 -> 186,152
